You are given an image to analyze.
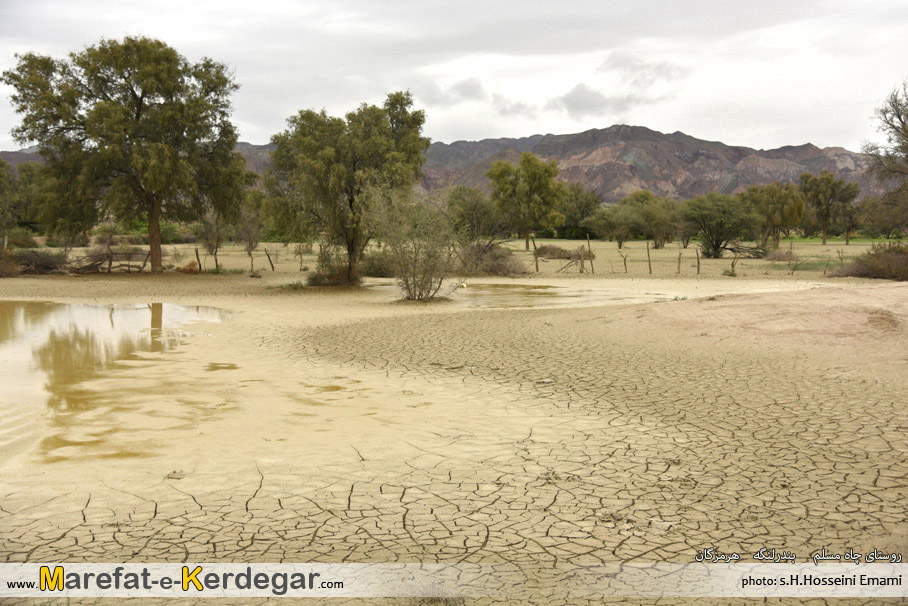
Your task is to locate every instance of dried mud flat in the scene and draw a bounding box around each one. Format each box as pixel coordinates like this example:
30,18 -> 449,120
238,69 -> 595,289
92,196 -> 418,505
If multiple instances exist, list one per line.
0,272 -> 906,606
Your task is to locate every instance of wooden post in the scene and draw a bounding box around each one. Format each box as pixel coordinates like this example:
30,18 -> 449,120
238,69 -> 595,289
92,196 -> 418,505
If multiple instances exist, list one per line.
265,247 -> 276,271
579,247 -> 585,273
677,250 -> 682,274
646,241 -> 652,274
107,239 -> 113,273
696,248 -> 700,275
531,237 -> 539,273
587,234 -> 594,274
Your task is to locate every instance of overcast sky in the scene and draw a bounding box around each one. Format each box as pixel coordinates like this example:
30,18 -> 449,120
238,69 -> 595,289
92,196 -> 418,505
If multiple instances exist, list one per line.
1,0 -> 906,152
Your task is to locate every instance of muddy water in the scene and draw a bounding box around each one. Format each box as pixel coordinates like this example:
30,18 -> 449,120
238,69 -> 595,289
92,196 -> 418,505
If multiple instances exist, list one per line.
367,281 -> 822,309
0,301 -> 229,462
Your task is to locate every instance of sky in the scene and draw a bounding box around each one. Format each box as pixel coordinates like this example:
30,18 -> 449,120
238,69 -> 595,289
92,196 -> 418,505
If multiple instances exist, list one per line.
1,0 -> 906,152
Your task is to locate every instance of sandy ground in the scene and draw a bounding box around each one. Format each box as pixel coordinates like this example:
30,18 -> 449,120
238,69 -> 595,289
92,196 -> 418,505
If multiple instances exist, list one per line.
0,244 -> 906,605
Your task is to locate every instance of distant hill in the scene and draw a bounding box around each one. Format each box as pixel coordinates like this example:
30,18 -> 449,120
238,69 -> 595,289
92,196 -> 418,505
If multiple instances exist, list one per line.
2,125 -> 881,201
422,125 -> 880,201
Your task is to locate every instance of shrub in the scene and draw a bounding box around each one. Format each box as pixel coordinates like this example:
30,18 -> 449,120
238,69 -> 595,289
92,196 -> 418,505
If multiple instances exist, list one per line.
535,244 -> 573,259
373,192 -> 458,300
460,244 -> 526,276
360,248 -> 396,278
765,248 -> 798,262
5,227 -> 37,248
0,251 -> 20,277
12,249 -> 67,274
833,243 -> 908,280
535,244 -> 596,261
306,245 -> 350,286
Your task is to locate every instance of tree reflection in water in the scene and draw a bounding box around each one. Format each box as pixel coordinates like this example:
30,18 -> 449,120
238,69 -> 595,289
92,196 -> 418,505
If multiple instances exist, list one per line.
0,302 -> 227,461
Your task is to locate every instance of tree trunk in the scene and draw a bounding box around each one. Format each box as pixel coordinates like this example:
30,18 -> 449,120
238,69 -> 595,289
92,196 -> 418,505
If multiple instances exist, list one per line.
845,229 -> 851,245
524,229 -> 530,251
822,228 -> 827,246
147,198 -> 164,272
346,240 -> 359,285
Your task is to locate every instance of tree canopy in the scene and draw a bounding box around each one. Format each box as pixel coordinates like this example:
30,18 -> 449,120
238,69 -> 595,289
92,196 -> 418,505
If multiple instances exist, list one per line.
864,81 -> 908,192
798,170 -> 860,245
681,193 -> 758,258
487,152 -> 564,250
738,182 -> 805,248
1,36 -> 247,271
268,91 -> 429,284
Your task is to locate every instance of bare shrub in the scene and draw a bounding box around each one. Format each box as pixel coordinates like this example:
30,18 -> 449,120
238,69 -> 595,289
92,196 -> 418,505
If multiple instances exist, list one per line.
536,244 -> 596,261
833,242 -> 908,280
373,191 -> 457,300
12,249 -> 67,274
535,244 -> 572,259
461,244 -> 526,276
765,248 -> 798,262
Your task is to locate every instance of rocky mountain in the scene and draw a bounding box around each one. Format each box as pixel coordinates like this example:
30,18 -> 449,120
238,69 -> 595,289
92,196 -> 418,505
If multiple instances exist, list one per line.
423,125 -> 880,201
2,125 -> 880,201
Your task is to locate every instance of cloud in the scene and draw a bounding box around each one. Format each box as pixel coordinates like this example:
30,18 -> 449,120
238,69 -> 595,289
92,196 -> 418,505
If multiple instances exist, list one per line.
491,94 -> 537,117
544,84 -> 658,120
598,52 -> 691,89
0,1 -> 907,149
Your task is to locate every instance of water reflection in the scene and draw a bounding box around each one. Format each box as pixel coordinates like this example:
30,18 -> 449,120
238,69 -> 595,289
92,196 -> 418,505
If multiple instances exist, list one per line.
0,301 -> 229,461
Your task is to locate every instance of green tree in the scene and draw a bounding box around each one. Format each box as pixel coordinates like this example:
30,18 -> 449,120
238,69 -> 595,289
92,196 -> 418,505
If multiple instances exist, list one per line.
486,152 -> 564,250
864,82 -> 908,191
235,190 -> 265,272
37,157 -> 100,258
738,182 -> 805,248
582,204 -> 640,248
0,160 -> 14,249
268,91 -> 429,284
1,36 -> 246,272
558,183 -> 601,238
858,192 -> 908,239
681,193 -> 758,258
798,171 -> 860,245
446,186 -> 506,244
617,190 -> 675,248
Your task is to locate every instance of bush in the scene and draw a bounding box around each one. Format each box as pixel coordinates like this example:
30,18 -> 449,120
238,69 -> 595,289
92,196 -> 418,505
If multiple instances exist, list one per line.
0,251 -> 20,277
460,244 -> 526,276
765,248 -> 798,262
535,244 -> 573,259
360,248 -> 396,278
12,249 -> 67,274
833,243 -> 908,280
306,245 -> 350,286
535,244 -> 596,261
5,228 -> 37,248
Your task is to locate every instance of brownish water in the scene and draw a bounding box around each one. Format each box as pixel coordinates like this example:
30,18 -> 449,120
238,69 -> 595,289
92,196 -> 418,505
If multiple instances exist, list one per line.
0,301 -> 229,462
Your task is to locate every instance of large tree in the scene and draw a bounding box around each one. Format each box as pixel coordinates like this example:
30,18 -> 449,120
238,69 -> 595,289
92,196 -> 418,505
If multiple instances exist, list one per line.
558,182 -> 601,238
268,91 -> 429,284
487,152 -> 563,250
738,182 -> 805,248
798,170 -> 859,245
617,190 -> 676,248
864,81 -> 908,191
1,36 -> 246,271
681,193 -> 758,258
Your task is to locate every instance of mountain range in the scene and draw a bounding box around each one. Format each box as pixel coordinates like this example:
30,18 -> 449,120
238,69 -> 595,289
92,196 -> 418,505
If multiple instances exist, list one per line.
2,125 -> 880,201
